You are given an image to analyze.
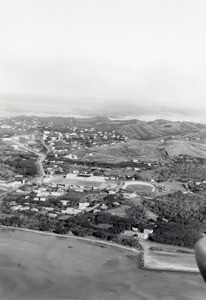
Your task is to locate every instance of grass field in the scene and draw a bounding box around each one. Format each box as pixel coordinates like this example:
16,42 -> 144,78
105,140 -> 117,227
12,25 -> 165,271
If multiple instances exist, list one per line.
0,228 -> 205,300
77,140 -> 163,163
166,140 -> 206,159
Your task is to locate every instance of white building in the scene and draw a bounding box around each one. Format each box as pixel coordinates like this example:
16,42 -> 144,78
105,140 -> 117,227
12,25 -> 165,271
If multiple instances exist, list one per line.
44,207 -> 54,211
40,197 -> 46,202
79,202 -> 90,210
61,207 -> 79,215
60,200 -> 68,206
31,208 -> 39,212
48,213 -> 57,218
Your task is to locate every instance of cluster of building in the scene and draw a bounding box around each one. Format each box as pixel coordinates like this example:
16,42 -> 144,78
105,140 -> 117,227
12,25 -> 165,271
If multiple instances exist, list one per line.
0,175 -> 25,191
122,228 -> 154,240
43,128 -> 127,157
0,117 -> 41,134
2,134 -> 44,153
7,183 -> 110,218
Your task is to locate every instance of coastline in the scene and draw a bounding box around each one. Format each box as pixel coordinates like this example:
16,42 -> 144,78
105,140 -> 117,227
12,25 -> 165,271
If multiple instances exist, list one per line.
0,225 -> 140,253
0,225 -> 200,274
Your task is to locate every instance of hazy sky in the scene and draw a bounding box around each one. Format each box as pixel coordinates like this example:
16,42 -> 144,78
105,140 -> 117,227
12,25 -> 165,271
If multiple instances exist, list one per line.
1,0 -> 206,108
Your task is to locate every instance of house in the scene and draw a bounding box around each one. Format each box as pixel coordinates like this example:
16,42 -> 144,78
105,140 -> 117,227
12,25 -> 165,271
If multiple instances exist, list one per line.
60,200 -> 68,206
37,191 -> 50,197
19,206 -> 30,211
79,202 -> 90,210
122,228 -> 153,240
48,213 -> 57,218
75,188 -> 84,192
9,181 -> 22,188
143,229 -> 153,239
64,154 -> 78,160
61,208 -> 79,215
101,204 -> 108,210
108,190 -> 116,195
11,205 -> 22,211
31,208 -> 39,212
113,202 -> 120,206
40,197 -> 46,202
123,192 -> 137,199
50,191 -> 64,197
44,207 -> 54,211
72,170 -> 79,174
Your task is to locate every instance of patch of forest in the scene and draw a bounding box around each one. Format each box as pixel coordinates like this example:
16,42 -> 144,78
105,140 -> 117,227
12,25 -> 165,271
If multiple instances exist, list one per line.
143,191 -> 206,247
157,155 -> 206,182
3,153 -> 38,177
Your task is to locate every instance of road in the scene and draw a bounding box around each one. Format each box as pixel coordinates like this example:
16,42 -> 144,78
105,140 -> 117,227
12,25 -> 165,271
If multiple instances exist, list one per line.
1,136 -> 49,191
5,136 -> 48,181
31,140 -> 49,184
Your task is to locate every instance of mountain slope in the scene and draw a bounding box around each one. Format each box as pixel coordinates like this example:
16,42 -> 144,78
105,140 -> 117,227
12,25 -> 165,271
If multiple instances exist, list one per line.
117,119 -> 206,140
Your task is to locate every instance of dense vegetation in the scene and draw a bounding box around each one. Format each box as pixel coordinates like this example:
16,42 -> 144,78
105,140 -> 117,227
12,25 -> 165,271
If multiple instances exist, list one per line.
143,191 -> 206,247
0,210 -> 142,247
4,154 -> 38,176
0,191 -> 151,247
2,188 -> 206,248
157,156 -> 206,182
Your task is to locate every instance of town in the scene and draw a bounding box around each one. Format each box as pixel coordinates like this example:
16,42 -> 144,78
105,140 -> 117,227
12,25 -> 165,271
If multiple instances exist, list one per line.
0,115 -> 206,248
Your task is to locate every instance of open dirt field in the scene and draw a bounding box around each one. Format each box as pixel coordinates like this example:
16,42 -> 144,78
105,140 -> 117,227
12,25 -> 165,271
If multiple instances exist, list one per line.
0,228 -> 205,300
141,241 -> 199,272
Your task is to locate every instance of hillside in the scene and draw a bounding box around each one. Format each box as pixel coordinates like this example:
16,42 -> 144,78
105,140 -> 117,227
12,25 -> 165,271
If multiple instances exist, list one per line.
10,116 -> 206,141
76,140 -> 164,163
118,119 -> 206,140
165,140 -> 206,159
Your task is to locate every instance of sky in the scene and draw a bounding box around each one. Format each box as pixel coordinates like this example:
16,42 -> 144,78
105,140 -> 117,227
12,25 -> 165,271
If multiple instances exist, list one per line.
1,0 -> 206,112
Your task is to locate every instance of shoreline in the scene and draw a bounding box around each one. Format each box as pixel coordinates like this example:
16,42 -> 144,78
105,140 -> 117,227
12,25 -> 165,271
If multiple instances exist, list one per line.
0,225 -> 140,253
0,225 -> 200,274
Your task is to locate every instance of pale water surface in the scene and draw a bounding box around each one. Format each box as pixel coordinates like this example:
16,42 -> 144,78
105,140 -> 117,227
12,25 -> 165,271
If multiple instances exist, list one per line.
0,228 -> 205,300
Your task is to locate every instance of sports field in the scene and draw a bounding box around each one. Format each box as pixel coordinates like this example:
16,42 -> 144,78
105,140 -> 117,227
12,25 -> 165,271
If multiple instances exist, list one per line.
52,177 -> 104,187
46,175 -> 118,190
0,227 -> 205,300
122,181 -> 155,192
